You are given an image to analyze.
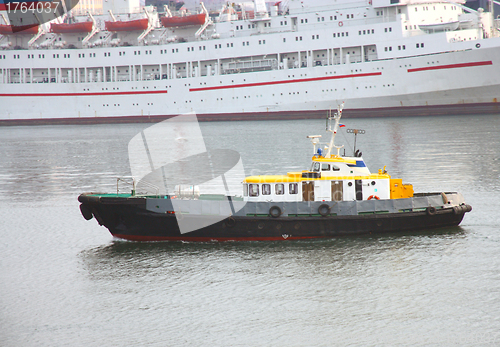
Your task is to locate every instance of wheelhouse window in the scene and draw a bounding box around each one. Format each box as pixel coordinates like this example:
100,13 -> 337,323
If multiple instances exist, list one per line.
321,163 -> 330,171
332,165 -> 341,171
275,184 -> 285,195
249,184 -> 259,197
289,183 -> 298,194
312,162 -> 320,172
262,184 -> 271,195
243,184 -> 248,197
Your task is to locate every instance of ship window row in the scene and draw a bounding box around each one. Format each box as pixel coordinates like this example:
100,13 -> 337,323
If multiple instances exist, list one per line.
333,32 -> 349,38
259,40 -> 266,45
312,35 -> 320,40
280,20 -> 287,25
104,52 -> 111,57
301,19 -> 308,24
118,51 -> 126,56
244,183 -> 299,197
416,43 -> 425,48
376,11 -> 384,16
0,55 -> 5,59
359,29 -> 375,35
247,24 -> 256,29
405,25 -> 419,30
415,5 -> 457,11
384,27 -> 392,33
264,22 -> 271,28
78,53 -> 95,58
13,54 -> 20,59
312,162 -> 340,172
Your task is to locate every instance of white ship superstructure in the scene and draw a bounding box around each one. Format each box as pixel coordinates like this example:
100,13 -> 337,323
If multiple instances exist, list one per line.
1,0 -> 499,125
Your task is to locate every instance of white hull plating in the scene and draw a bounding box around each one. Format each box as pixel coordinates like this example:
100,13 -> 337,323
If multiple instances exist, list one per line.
1,0 -> 499,124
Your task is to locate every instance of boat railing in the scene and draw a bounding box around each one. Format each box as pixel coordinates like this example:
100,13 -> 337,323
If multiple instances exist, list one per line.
117,177 -> 161,197
117,177 -> 135,195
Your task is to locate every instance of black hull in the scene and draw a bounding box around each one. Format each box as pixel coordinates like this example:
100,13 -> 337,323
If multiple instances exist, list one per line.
79,195 -> 471,242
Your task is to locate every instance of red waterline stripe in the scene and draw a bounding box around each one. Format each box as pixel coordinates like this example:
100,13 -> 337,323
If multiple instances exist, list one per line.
407,61 -> 493,73
112,234 -> 325,242
189,72 -> 382,92
0,90 -> 168,97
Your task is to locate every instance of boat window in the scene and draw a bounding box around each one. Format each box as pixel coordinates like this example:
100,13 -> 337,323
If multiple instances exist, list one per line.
243,184 -> 248,197
332,165 -> 340,171
275,184 -> 284,195
321,163 -> 330,171
312,162 -> 320,172
289,183 -> 298,195
262,184 -> 271,195
249,184 -> 259,197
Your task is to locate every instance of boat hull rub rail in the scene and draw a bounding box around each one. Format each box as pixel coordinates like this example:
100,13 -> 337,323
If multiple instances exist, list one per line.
78,192 -> 471,241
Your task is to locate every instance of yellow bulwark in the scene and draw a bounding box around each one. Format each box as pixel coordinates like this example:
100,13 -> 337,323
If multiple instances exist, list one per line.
390,179 -> 414,199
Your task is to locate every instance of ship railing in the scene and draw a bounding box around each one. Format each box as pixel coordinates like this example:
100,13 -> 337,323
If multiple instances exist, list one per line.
117,177 -> 160,197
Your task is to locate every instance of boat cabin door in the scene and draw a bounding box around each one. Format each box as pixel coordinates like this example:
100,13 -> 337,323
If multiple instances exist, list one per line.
302,182 -> 314,201
331,181 -> 343,201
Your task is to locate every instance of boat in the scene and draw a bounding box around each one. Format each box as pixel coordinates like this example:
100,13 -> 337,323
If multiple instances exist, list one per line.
1,0 -> 500,126
50,21 -> 93,34
105,18 -> 149,32
160,13 -> 206,28
78,106 -> 472,242
0,24 -> 38,35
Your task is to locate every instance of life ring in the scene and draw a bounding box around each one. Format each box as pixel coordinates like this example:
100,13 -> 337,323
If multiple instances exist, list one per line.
367,195 -> 380,200
426,206 -> 436,216
226,216 -> 236,227
269,206 -> 282,218
338,21 -> 343,27
318,204 -> 330,217
79,204 -> 93,220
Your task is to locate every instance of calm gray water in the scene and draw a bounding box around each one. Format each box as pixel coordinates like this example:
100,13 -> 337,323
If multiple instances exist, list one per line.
0,115 -> 499,346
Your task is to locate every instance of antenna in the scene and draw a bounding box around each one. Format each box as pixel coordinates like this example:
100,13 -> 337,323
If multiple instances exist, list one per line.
346,128 -> 366,157
324,102 -> 345,158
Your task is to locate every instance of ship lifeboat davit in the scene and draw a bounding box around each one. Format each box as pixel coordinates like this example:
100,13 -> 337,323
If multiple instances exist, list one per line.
51,21 -> 93,34
161,13 -> 206,28
0,24 -> 38,35
105,18 -> 149,32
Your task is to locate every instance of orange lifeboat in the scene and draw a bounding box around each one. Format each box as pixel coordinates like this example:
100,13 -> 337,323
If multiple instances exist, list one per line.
0,24 -> 38,35
51,21 -> 93,34
161,13 -> 206,28
105,18 -> 149,32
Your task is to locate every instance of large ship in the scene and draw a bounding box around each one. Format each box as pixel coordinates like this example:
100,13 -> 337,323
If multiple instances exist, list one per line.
1,0 -> 500,125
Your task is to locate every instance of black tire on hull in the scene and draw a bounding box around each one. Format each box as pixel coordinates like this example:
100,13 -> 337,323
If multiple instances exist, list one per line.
269,206 -> 282,218
80,204 -> 93,220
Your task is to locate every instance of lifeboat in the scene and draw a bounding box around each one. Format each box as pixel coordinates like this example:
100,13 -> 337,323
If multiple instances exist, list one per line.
161,13 -> 206,28
105,18 -> 149,32
51,21 -> 93,34
0,24 -> 38,35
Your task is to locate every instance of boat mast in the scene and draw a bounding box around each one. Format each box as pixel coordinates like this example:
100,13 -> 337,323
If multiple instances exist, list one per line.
325,103 -> 344,158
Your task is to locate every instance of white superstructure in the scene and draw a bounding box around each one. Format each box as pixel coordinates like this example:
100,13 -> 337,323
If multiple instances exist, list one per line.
1,0 -> 499,125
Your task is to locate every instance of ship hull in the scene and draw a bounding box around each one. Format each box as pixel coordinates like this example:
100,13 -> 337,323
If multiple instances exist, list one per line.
78,194 -> 471,242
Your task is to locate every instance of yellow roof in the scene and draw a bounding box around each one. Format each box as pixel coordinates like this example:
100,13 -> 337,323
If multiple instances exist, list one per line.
311,156 -> 357,165
244,173 -> 391,183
